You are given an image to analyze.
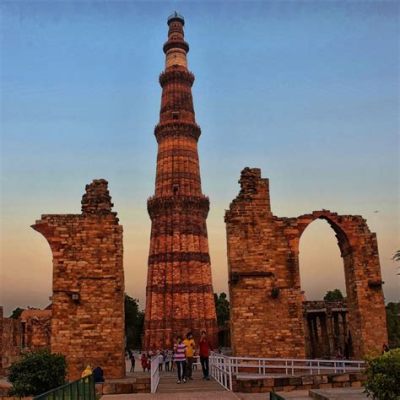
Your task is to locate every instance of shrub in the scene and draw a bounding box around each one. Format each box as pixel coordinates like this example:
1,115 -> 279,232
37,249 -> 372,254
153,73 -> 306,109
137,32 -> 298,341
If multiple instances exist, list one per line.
8,349 -> 66,396
364,348 -> 400,400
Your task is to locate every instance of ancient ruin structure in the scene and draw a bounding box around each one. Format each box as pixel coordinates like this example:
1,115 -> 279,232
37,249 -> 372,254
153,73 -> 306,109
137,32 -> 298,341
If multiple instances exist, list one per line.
303,300 -> 349,359
0,306 -> 51,376
32,179 -> 125,379
144,13 -> 218,349
226,168 -> 387,359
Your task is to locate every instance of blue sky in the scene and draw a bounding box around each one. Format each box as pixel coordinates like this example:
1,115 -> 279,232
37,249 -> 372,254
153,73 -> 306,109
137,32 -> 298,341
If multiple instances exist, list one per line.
1,0 -> 399,314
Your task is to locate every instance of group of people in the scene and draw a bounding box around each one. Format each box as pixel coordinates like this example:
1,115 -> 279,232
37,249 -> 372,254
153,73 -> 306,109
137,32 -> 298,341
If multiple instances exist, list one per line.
173,330 -> 212,384
132,330 -> 212,384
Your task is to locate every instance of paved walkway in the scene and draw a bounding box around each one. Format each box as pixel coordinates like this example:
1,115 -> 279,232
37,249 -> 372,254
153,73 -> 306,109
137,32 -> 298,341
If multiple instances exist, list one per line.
157,370 -> 225,393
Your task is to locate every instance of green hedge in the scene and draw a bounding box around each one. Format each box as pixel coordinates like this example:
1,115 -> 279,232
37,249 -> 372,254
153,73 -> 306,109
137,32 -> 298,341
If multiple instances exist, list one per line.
8,349 -> 66,397
365,348 -> 400,400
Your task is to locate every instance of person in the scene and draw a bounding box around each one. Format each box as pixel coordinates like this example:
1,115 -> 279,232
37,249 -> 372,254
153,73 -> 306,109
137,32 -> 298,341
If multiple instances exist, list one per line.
382,343 -> 390,353
170,349 -> 175,372
146,353 -> 151,372
141,353 -> 148,372
129,351 -> 135,372
92,366 -> 105,383
163,351 -> 169,372
158,351 -> 164,372
81,365 -> 92,378
183,331 -> 195,380
199,330 -> 212,380
173,336 -> 187,384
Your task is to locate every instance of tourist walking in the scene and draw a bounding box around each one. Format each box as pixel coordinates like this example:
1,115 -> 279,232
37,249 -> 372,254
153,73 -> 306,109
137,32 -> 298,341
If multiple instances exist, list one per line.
199,330 -> 212,380
158,351 -> 164,372
127,349 -> 135,372
141,353 -> 148,372
165,350 -> 172,371
183,331 -> 195,380
173,336 -> 187,384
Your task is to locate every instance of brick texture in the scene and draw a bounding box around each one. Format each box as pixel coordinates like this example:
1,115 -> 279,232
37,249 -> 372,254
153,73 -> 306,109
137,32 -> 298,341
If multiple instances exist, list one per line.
32,179 -> 125,380
226,168 -> 387,359
144,15 -> 218,349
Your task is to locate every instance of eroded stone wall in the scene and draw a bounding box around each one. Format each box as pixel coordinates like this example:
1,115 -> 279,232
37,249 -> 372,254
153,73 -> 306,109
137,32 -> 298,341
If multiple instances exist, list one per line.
1,317 -> 22,374
0,307 -> 52,376
20,309 -> 51,350
226,168 -> 387,359
32,180 -> 125,380
303,301 -> 349,359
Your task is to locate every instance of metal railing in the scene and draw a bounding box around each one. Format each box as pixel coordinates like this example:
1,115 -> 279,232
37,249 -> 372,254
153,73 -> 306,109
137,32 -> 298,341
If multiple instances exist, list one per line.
209,353 -> 232,391
150,355 -> 160,393
228,356 -> 365,377
209,352 -> 365,391
34,375 -> 95,400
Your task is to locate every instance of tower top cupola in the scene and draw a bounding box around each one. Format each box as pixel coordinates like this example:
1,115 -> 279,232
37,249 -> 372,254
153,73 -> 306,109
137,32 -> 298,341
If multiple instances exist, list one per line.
167,11 -> 185,26
163,12 -> 189,68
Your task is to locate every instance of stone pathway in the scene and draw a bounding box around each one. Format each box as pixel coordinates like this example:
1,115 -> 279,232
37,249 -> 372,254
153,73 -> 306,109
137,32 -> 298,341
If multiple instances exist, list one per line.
157,370 -> 225,393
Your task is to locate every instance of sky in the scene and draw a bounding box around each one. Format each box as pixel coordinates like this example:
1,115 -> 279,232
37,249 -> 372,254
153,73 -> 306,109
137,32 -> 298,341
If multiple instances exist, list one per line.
1,0 -> 399,316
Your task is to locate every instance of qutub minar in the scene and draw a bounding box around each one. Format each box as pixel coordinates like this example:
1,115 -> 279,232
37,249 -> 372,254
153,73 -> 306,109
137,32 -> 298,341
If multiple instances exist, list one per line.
144,13 -> 218,349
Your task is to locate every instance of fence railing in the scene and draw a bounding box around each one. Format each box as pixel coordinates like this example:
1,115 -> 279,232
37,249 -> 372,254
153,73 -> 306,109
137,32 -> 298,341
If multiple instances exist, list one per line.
209,352 -> 365,391
150,355 -> 160,393
33,375 -> 95,400
227,356 -> 365,377
209,353 -> 232,391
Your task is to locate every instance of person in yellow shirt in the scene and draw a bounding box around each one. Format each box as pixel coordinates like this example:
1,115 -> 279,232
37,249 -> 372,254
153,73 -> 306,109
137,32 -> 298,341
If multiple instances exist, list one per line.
81,364 -> 92,378
183,332 -> 195,380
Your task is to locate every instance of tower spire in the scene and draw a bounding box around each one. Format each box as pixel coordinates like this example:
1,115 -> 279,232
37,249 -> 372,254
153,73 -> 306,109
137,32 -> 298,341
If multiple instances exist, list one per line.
144,15 -> 218,349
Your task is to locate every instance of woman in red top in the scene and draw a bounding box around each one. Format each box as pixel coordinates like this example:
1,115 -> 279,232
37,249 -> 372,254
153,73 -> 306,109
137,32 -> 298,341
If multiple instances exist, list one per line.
199,330 -> 212,380
140,353 -> 148,372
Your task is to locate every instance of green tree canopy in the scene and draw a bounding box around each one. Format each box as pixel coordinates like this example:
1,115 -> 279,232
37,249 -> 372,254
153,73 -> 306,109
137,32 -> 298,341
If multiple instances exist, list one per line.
365,348 -> 400,400
386,302 -> 400,349
8,349 -> 66,396
10,307 -> 24,319
125,294 -> 144,350
323,289 -> 344,302
214,292 -> 230,327
393,250 -> 400,275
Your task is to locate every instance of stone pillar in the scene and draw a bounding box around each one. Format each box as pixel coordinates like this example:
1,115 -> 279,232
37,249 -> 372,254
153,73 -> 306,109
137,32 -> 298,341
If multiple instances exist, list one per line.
32,179 -> 125,380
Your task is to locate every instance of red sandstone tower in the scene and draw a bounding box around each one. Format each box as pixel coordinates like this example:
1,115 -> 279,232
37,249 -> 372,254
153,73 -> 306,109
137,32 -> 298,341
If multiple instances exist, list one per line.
144,13 -> 218,349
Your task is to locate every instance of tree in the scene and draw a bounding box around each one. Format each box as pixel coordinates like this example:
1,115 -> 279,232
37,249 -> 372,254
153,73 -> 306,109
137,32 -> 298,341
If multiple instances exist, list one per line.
323,289 -> 344,302
393,250 -> 400,275
10,307 -> 24,319
8,349 -> 66,396
364,349 -> 400,400
214,292 -> 230,327
386,302 -> 400,349
125,294 -> 144,350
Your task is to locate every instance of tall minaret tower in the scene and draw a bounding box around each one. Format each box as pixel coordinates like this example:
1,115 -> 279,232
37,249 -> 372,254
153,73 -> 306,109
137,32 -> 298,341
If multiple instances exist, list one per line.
144,13 -> 218,349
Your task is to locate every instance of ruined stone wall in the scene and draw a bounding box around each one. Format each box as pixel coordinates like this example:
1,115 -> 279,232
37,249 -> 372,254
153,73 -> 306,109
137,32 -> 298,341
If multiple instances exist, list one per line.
1,317 -> 22,373
303,301 -> 348,359
225,168 -> 305,358
20,309 -> 51,350
226,168 -> 387,359
32,180 -> 125,380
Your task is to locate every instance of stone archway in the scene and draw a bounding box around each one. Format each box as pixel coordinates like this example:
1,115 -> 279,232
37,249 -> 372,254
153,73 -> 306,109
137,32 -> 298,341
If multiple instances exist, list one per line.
291,211 -> 387,358
226,168 -> 387,359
